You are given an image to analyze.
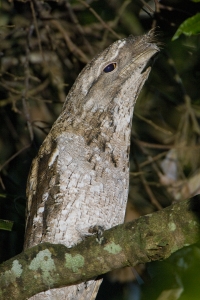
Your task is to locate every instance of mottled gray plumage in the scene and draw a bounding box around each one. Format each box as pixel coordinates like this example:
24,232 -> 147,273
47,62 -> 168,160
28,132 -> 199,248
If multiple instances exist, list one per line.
24,31 -> 159,299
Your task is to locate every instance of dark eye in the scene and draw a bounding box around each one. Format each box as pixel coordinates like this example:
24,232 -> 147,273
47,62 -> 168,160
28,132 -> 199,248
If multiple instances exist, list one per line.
103,63 -> 117,73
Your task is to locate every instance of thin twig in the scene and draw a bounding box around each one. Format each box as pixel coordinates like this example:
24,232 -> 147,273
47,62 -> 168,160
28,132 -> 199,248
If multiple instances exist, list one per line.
140,0 -> 154,13
31,0 -> 89,63
141,175 -> 163,210
51,20 -> 89,63
0,144 -> 31,173
134,157 -> 163,210
111,0 -> 132,28
140,151 -> 168,168
65,0 -> 94,55
134,112 -> 172,135
0,81 -> 22,95
152,0 -> 159,29
167,54 -> 200,136
78,0 -> 121,39
0,79 -> 50,108
0,176 -> 6,190
22,26 -> 34,142
135,139 -> 200,150
30,0 -> 44,61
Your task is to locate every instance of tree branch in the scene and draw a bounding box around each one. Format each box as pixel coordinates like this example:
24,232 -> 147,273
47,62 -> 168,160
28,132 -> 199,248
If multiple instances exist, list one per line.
0,198 -> 200,300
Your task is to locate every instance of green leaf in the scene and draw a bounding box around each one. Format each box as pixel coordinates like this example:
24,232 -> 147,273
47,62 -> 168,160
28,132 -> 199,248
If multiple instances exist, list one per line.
172,13 -> 200,40
0,219 -> 14,231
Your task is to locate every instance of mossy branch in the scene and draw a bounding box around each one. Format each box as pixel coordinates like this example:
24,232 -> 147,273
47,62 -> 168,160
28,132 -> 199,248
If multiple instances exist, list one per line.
0,198 -> 200,300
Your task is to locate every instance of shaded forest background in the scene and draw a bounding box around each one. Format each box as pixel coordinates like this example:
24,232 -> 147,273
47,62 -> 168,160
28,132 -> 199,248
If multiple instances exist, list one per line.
0,0 -> 200,299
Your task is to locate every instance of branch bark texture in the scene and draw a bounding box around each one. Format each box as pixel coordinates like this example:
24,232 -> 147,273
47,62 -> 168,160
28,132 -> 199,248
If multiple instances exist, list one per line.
0,198 -> 200,300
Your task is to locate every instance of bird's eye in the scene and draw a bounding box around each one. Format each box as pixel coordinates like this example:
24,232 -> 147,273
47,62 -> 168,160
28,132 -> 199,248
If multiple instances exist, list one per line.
103,63 -> 117,73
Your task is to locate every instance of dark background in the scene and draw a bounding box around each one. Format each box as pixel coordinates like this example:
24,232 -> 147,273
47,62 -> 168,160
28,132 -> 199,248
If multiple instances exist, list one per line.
1,0 -> 200,299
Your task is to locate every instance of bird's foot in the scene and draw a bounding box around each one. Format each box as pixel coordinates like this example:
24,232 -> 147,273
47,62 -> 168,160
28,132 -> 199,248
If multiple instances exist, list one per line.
88,225 -> 105,244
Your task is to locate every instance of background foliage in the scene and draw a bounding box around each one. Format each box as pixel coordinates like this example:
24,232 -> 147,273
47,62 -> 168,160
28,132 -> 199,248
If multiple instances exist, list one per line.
0,0 -> 200,299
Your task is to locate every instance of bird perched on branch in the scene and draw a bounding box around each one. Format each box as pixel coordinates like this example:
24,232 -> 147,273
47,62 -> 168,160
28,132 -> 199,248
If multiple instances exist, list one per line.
24,30 -> 159,300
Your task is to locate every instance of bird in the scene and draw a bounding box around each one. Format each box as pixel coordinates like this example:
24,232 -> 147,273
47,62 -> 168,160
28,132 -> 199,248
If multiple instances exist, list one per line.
24,30 -> 159,300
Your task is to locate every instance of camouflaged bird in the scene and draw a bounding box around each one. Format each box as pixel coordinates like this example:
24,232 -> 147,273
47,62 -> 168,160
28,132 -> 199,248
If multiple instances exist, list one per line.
24,31 -> 159,300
